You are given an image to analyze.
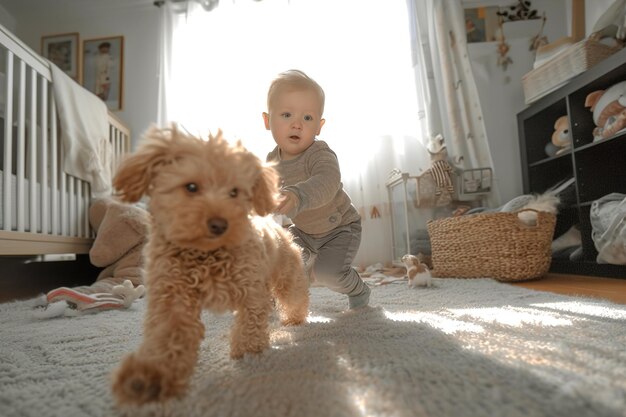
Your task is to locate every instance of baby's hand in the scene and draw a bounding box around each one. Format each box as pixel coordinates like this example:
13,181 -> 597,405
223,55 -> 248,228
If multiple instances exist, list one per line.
276,191 -> 297,215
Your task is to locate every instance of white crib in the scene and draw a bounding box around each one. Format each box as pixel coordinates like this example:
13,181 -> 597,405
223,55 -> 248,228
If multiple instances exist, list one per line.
0,24 -> 130,255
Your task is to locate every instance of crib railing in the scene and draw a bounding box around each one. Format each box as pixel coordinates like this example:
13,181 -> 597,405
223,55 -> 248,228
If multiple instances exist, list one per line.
0,23 -> 130,255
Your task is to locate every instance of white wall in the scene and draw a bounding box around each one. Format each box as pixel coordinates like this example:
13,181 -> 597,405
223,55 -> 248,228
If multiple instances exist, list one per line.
0,3 -> 16,32
585,0 -> 618,36
4,3 -> 161,147
466,0 -> 569,204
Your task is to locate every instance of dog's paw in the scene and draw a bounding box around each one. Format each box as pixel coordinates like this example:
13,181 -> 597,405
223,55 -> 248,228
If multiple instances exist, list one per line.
111,353 -> 186,405
280,316 -> 306,326
276,300 -> 309,326
229,337 -> 270,359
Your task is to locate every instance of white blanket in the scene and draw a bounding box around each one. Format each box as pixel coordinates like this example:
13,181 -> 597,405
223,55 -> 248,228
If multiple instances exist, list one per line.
48,61 -> 112,198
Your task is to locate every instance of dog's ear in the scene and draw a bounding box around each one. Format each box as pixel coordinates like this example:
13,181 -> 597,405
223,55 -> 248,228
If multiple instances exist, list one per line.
113,126 -> 173,203
252,164 -> 279,216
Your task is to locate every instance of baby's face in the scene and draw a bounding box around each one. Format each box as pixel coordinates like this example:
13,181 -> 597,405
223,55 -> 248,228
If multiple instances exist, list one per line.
264,89 -> 325,160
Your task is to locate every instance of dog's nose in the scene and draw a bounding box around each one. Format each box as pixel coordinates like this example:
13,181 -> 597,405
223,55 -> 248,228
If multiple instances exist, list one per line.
208,217 -> 228,236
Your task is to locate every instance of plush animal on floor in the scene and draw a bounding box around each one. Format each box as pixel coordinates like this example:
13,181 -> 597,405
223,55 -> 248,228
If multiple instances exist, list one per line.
401,254 -> 433,288
551,115 -> 571,155
34,197 -> 149,317
584,80 -> 626,141
110,125 -> 310,406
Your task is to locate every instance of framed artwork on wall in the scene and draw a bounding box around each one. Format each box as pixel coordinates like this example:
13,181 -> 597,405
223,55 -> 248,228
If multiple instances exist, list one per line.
464,7 -> 499,43
82,36 -> 124,111
41,32 -> 80,81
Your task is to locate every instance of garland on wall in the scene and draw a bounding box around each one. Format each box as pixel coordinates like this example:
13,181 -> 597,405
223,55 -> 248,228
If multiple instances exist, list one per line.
494,0 -> 547,72
495,15 -> 513,71
496,0 -> 540,22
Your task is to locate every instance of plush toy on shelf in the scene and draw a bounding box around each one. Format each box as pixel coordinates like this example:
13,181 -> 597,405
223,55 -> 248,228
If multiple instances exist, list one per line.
584,80 -> 626,142
551,115 -> 572,155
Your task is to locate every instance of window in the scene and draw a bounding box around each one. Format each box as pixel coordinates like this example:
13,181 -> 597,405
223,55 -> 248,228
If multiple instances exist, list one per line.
167,0 -> 420,181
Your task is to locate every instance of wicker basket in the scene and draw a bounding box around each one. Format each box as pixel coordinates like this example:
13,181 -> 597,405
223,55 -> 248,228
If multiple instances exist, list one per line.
522,38 -> 622,104
427,209 -> 556,281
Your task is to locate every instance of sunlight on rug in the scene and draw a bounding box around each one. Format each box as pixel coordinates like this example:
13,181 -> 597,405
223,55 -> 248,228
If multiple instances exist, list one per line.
1,277 -> 625,417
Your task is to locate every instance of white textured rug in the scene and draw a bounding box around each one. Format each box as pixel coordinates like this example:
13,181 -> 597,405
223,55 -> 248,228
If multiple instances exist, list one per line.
1,278 -> 626,417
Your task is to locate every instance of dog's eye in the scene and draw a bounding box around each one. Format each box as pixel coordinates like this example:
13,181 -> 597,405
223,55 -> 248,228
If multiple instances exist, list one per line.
229,188 -> 239,198
185,183 -> 199,193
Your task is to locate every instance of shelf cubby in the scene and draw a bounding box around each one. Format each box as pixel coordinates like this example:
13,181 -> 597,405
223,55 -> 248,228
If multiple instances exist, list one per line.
518,46 -> 626,279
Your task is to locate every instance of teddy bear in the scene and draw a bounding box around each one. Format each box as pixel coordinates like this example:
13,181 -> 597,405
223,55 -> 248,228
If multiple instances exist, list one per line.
35,198 -> 150,317
584,80 -> 626,142
551,115 -> 571,155
426,134 -> 456,206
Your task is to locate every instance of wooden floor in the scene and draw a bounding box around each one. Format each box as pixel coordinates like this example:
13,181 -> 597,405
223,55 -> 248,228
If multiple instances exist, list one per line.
511,273 -> 626,305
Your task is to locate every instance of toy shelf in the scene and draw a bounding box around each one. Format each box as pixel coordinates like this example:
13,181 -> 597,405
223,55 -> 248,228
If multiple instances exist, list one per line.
517,46 -> 626,278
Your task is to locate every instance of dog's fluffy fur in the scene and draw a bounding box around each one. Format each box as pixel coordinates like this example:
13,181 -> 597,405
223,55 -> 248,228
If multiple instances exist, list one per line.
110,125 -> 309,405
401,254 -> 432,288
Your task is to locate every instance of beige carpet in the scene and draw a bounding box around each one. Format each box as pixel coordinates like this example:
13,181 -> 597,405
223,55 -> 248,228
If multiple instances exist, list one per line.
1,277 -> 625,417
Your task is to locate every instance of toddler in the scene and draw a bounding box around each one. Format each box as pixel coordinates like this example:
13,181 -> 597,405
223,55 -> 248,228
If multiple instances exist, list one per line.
263,69 -> 370,309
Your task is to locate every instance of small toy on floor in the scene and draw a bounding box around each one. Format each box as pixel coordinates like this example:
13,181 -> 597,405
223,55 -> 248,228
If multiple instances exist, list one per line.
33,279 -> 145,318
401,254 -> 433,288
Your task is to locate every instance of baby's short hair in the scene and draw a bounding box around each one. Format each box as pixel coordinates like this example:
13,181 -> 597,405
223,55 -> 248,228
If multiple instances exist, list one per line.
267,69 -> 325,115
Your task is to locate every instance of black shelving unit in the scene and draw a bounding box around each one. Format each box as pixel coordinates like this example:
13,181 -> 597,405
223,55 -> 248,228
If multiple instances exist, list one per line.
517,46 -> 626,279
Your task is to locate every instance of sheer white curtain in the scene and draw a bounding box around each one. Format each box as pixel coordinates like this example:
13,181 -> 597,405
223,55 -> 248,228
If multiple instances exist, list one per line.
407,0 -> 498,205
158,0 -> 431,266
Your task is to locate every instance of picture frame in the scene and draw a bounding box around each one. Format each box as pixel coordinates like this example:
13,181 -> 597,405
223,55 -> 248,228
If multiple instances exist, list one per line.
82,36 -> 124,111
464,7 -> 499,43
570,0 -> 585,42
41,33 -> 80,81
